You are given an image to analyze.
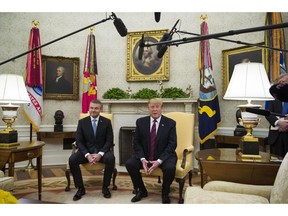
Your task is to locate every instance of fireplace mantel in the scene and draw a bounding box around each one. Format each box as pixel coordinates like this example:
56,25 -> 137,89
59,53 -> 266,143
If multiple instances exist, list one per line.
101,98 -> 198,114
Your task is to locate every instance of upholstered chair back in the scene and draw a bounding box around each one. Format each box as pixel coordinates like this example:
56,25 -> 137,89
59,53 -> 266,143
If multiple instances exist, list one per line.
270,152 -> 288,203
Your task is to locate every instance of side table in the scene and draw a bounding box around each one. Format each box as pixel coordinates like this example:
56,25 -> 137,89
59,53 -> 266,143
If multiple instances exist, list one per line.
0,141 -> 45,200
196,148 -> 282,188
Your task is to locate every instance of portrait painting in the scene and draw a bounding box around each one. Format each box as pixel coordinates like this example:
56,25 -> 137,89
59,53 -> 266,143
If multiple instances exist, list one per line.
222,43 -> 265,96
42,55 -> 79,100
126,29 -> 170,81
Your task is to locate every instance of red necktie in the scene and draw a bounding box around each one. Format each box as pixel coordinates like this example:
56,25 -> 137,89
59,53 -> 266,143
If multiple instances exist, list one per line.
149,119 -> 157,161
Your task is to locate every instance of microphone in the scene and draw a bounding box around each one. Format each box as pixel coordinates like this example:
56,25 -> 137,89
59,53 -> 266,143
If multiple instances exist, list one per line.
157,45 -> 168,58
246,107 -> 286,118
154,12 -> 161,22
157,33 -> 170,51
138,34 -> 145,60
157,19 -> 180,58
111,12 -> 128,37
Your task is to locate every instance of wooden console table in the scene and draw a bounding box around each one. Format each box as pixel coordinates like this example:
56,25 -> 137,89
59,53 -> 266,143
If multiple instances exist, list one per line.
37,131 -> 76,149
215,135 -> 268,152
0,141 -> 45,200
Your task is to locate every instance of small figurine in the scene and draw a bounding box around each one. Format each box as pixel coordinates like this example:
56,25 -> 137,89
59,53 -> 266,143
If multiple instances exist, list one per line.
158,80 -> 164,96
186,85 -> 193,98
126,87 -> 132,99
54,110 -> 64,132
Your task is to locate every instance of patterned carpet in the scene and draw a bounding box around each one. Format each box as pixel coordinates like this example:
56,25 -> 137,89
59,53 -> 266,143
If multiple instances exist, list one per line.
12,167 -> 200,204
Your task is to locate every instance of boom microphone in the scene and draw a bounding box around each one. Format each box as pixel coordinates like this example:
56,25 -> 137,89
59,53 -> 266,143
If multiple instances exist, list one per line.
111,12 -> 128,37
246,107 -> 286,118
157,19 -> 180,58
154,12 -> 161,22
138,34 -> 145,60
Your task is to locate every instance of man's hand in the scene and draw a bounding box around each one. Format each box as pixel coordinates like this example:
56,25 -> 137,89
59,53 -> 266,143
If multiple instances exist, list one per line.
278,120 -> 288,132
87,153 -> 102,164
147,160 -> 160,174
141,159 -> 150,174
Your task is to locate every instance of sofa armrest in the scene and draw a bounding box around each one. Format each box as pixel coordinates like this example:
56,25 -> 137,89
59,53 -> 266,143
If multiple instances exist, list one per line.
203,180 -> 272,200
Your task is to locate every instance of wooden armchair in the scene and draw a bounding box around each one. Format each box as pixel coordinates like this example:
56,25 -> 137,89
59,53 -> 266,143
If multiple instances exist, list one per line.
141,112 -> 195,203
65,113 -> 117,192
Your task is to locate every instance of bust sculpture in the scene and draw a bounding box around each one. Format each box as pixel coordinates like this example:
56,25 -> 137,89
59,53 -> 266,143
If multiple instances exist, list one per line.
54,110 -> 64,132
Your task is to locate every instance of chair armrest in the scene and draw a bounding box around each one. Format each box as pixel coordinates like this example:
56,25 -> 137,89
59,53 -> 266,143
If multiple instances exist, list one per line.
180,145 -> 194,169
203,180 -> 272,200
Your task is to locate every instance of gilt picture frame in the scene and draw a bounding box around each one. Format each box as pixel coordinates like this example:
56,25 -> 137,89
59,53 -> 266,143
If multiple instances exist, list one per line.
222,43 -> 265,97
126,29 -> 170,81
42,55 -> 79,100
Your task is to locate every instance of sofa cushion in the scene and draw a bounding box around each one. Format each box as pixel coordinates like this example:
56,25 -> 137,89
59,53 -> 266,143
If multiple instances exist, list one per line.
203,180 -> 272,200
270,153 -> 288,203
184,187 -> 269,204
0,176 -> 14,192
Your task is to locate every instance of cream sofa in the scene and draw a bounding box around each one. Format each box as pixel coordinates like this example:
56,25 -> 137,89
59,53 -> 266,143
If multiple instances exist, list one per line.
184,152 -> 288,204
0,170 -> 14,192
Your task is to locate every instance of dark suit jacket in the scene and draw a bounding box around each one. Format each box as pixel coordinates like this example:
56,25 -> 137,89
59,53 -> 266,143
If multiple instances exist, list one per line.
76,115 -> 114,156
133,115 -> 177,162
265,99 -> 282,145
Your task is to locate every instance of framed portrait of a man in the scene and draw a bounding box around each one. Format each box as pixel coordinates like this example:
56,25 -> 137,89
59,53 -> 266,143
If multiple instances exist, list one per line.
42,55 -> 79,100
222,43 -> 265,97
126,29 -> 170,81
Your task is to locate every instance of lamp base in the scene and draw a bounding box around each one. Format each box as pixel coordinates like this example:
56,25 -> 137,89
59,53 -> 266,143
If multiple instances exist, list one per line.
0,130 -> 18,143
240,136 -> 260,155
0,142 -> 20,149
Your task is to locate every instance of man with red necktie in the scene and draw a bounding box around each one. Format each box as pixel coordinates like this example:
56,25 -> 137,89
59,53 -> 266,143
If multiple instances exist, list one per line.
125,98 -> 177,204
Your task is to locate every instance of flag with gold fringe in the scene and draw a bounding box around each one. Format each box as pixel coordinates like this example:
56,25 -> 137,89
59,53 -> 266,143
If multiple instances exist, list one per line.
82,30 -> 98,113
265,12 -> 286,83
23,22 -> 43,132
198,20 -> 221,144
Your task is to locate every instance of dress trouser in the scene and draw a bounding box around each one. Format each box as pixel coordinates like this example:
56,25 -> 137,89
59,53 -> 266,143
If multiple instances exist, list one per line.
125,156 -> 176,194
69,150 -> 115,188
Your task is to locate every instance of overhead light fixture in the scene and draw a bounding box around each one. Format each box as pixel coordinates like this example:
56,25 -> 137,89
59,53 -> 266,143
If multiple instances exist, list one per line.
224,62 -> 274,160
0,74 -> 30,148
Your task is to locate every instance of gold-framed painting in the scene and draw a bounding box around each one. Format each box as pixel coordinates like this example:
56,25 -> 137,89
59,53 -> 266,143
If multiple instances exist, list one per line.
126,29 -> 170,81
222,43 -> 265,96
42,55 -> 80,100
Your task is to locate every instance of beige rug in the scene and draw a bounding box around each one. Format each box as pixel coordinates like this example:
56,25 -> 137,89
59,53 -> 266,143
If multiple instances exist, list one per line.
13,174 -> 199,204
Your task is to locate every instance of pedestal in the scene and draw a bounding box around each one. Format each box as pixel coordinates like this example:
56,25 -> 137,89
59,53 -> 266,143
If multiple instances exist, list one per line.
0,130 -> 18,143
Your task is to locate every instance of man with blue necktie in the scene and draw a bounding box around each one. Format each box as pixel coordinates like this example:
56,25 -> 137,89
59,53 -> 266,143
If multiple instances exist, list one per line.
69,99 -> 115,201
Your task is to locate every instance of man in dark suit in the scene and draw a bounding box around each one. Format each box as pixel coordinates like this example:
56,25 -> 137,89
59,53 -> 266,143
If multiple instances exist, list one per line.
125,98 -> 177,204
266,74 -> 288,157
69,99 -> 115,201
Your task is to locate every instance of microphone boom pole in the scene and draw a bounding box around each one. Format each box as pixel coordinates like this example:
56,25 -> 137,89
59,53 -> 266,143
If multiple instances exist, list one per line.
177,30 -> 288,53
145,22 -> 288,48
0,17 -> 113,66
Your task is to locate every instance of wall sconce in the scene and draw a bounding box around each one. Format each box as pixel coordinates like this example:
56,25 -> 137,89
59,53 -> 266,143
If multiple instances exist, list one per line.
224,62 -> 274,159
0,74 -> 30,148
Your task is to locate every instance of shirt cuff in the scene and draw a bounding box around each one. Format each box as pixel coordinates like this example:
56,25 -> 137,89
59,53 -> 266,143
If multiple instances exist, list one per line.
157,159 -> 162,164
99,152 -> 104,156
85,153 -> 90,158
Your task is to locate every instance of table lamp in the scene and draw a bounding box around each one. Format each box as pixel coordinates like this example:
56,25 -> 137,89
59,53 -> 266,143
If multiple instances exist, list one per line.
223,62 -> 274,159
0,74 -> 30,148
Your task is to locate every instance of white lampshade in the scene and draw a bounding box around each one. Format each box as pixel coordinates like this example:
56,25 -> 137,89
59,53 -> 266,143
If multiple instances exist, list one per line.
0,74 -> 30,104
223,62 -> 274,104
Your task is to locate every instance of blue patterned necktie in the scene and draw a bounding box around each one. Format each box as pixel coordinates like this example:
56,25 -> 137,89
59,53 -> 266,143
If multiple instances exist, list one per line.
149,119 -> 157,161
282,102 -> 288,115
92,119 -> 97,136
